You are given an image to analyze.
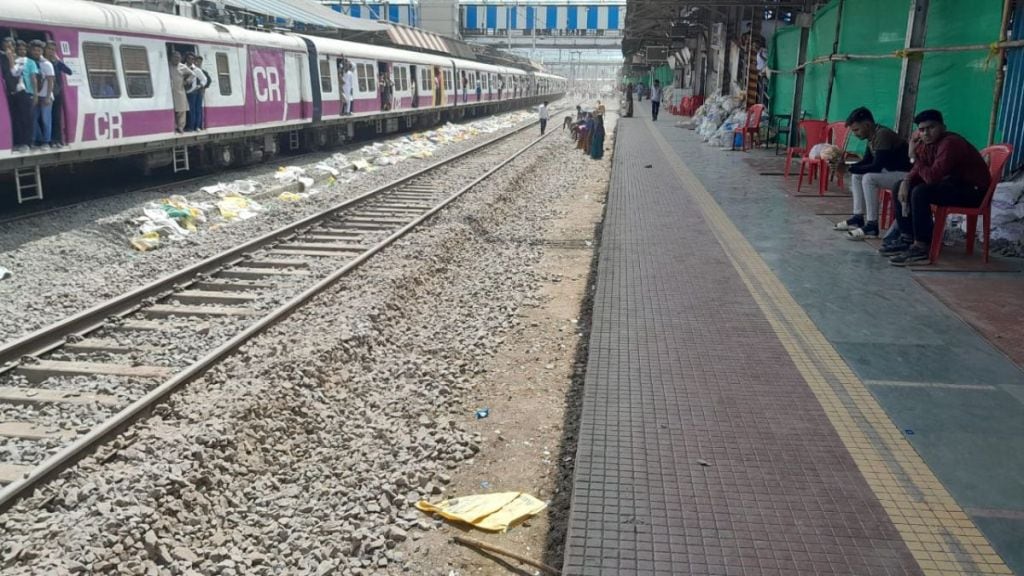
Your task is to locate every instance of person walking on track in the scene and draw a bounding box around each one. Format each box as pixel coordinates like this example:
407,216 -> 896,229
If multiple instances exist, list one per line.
538,101 -> 549,135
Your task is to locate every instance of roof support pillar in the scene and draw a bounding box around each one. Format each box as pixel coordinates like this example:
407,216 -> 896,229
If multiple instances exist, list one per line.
895,0 -> 930,139
823,0 -> 845,121
788,12 -> 812,145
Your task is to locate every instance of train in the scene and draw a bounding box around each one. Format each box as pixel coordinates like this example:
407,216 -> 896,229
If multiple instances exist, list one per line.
0,0 -> 565,201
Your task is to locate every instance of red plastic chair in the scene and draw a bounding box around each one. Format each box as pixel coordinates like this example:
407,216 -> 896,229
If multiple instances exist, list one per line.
733,104 -> 766,151
789,120 -> 829,192
786,121 -> 827,180
929,144 -> 1013,263
818,121 -> 852,195
879,186 -> 895,230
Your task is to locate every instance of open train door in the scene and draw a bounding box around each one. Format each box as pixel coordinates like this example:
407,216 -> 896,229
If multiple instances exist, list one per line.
246,46 -> 287,124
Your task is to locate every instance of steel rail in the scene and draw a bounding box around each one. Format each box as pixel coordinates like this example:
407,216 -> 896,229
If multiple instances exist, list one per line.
0,120 -> 557,513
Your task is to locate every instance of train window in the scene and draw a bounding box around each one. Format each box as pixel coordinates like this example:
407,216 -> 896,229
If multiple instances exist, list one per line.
319,59 -> 332,93
443,70 -> 452,91
83,43 -> 120,99
215,52 -> 232,96
393,66 -> 405,92
356,63 -> 376,93
119,45 -> 152,99
420,68 -> 430,90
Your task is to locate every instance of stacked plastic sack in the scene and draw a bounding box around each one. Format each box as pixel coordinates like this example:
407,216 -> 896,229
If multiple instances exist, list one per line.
690,95 -> 748,147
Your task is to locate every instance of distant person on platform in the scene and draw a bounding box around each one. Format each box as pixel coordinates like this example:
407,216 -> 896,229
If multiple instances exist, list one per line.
538,100 -> 549,135
832,106 -> 911,240
650,79 -> 662,121
595,100 -> 606,117
624,83 -> 634,118
888,109 -> 992,266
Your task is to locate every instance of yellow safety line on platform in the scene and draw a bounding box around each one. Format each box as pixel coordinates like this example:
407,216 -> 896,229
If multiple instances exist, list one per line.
646,120 -> 1012,575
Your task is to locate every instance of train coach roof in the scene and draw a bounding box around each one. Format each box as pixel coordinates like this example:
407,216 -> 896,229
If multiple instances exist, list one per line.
298,35 -> 452,67
448,58 -> 513,75
4,0 -> 316,50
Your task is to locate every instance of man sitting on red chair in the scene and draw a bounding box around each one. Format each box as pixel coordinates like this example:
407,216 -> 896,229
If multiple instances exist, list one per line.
833,107 -> 911,239
887,110 -> 991,266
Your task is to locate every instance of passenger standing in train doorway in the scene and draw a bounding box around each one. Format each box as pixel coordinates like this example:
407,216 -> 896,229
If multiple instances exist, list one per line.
184,53 -> 203,131
460,70 -> 467,103
8,40 -> 34,152
433,67 -> 442,106
474,75 -> 481,102
343,61 -> 355,115
192,56 -> 211,130
2,38 -> 29,152
169,51 -> 193,134
31,40 -> 54,149
538,100 -> 549,135
45,42 -> 71,148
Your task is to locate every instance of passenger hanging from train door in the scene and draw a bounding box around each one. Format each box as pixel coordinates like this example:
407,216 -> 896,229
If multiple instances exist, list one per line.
497,74 -> 503,100
168,51 -> 194,134
45,41 -> 71,148
410,65 -> 418,108
474,73 -> 481,102
343,59 -> 354,115
336,57 -> 347,116
1,37 -> 26,151
433,66 -> 442,107
192,55 -> 211,130
31,39 -> 54,149
183,53 -> 203,131
8,40 -> 34,152
460,70 -> 467,103
377,62 -> 390,111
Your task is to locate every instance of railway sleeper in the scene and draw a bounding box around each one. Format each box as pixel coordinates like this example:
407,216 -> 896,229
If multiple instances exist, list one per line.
140,304 -> 258,318
0,386 -> 119,407
15,360 -> 174,382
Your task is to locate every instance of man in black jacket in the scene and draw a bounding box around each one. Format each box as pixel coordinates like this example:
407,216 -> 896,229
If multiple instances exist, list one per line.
833,107 -> 911,239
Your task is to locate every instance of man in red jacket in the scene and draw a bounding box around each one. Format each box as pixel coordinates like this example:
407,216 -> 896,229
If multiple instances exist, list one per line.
889,109 -> 991,266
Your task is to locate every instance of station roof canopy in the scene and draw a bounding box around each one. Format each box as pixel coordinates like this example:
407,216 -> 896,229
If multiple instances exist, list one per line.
221,0 -> 389,31
622,0 -> 815,58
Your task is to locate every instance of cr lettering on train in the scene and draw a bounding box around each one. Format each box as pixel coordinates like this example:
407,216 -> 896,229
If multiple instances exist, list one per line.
95,112 -> 123,140
253,67 -> 281,102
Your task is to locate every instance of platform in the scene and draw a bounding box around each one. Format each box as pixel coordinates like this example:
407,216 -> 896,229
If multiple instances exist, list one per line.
563,104 -> 1024,575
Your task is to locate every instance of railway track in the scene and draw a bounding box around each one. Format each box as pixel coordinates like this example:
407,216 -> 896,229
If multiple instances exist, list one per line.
0,117 -> 556,512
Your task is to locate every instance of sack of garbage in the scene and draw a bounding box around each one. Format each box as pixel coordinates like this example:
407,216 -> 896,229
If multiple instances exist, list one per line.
275,166 -> 306,185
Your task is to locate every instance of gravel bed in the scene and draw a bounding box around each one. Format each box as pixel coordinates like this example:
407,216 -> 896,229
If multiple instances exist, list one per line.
0,127 -> 596,575
0,110 -> 544,346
